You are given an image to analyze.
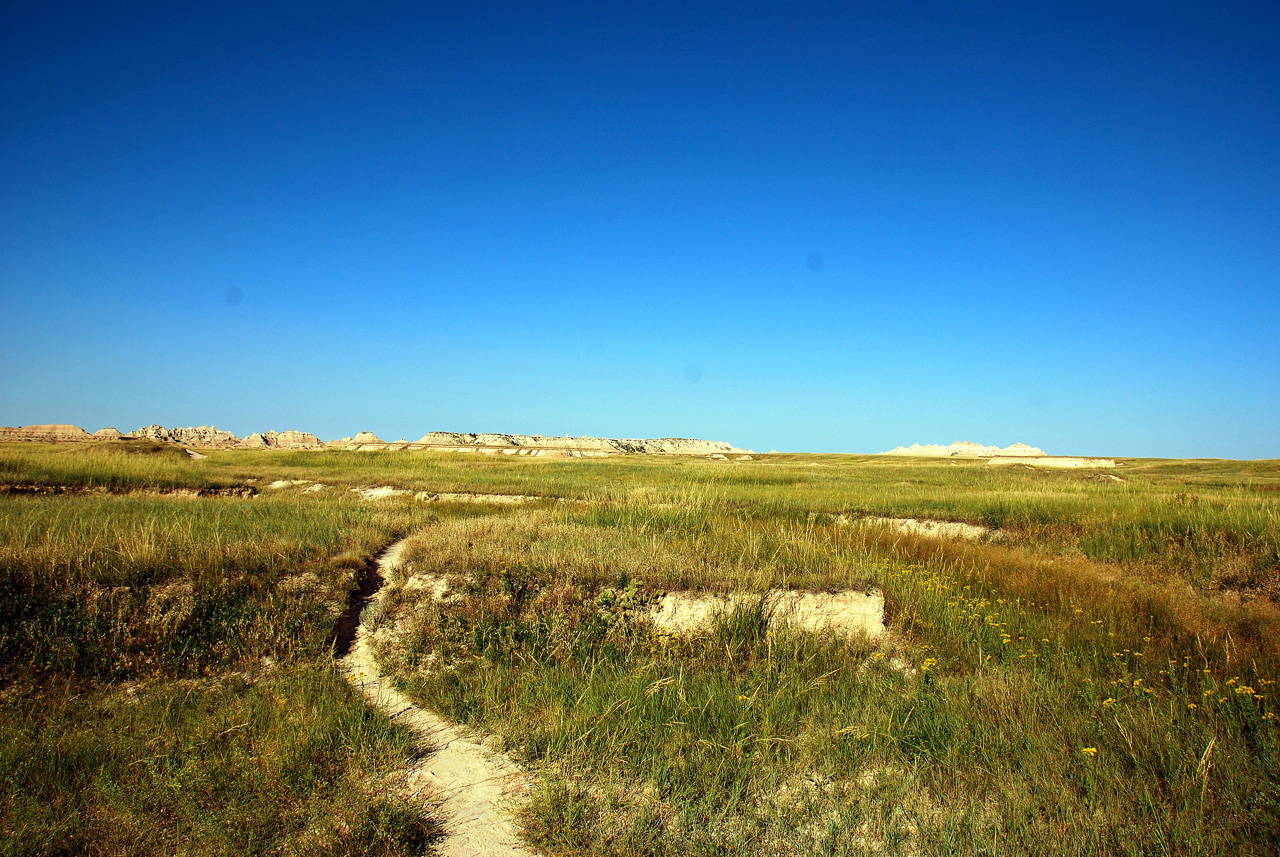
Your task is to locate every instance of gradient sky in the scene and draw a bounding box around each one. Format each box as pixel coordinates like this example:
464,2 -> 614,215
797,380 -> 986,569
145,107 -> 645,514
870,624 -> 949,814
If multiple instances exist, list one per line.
2,2 -> 1277,457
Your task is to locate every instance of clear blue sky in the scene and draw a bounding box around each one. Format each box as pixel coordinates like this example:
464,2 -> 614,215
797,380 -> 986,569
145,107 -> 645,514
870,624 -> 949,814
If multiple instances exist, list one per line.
2,2 -> 1277,457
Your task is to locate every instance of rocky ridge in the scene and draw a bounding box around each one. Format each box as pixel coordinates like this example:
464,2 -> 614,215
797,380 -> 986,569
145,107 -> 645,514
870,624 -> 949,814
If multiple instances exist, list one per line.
411,432 -> 746,457
129,424 -> 242,447
2,423 -> 747,457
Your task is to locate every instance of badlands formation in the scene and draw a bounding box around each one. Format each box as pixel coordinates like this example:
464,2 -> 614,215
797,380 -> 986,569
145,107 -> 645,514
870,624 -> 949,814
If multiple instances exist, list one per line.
0,423 -> 748,458
881,440 -> 1116,469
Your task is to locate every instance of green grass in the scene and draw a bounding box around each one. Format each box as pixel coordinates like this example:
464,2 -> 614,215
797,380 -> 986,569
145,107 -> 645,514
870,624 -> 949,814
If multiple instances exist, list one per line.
376,503 -> 1279,855
0,440 -> 235,490
0,472 -> 443,855
2,442 -> 1278,855
7,443 -> 1276,597
0,493 -> 432,680
1,665 -> 439,857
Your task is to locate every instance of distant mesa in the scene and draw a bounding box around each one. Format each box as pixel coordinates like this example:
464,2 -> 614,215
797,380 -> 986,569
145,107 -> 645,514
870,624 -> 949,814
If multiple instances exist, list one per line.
881,441 -> 1115,469
880,441 -> 1046,458
1,422 -> 746,457
0,423 -> 95,443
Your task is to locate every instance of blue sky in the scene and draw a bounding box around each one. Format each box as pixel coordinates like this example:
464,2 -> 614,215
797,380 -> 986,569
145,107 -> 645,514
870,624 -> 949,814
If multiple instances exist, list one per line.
2,2 -> 1277,457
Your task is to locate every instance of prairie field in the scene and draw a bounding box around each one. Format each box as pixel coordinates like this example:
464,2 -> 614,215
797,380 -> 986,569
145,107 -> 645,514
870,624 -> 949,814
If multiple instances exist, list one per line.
2,441 -> 1278,855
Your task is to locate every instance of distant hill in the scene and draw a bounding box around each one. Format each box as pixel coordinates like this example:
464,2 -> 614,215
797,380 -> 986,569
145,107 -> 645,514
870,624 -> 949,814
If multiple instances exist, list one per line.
1,423 -> 748,457
879,441 -> 1046,458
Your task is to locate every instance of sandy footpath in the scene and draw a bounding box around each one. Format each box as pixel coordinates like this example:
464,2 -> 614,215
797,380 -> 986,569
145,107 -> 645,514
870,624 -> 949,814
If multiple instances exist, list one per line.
339,541 -> 536,857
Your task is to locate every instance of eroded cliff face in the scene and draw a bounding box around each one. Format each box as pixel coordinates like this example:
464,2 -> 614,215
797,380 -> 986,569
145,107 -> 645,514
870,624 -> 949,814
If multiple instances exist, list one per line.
127,425 -> 242,447
240,430 -> 324,449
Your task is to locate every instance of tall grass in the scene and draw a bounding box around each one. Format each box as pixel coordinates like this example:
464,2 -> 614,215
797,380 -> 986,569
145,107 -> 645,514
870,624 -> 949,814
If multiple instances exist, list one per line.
1,665 -> 439,857
0,494 -> 434,680
3,442 -> 1278,855
6,443 -> 1278,598
377,502 -> 1279,855
0,485 -> 443,855
0,440 -> 231,490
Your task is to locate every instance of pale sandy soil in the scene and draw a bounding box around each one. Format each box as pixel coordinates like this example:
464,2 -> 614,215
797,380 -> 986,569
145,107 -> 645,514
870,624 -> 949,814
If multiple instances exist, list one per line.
839,515 -> 991,541
348,485 -> 410,500
650,589 -> 885,639
339,541 -> 536,857
268,479 -> 313,489
418,492 -> 540,504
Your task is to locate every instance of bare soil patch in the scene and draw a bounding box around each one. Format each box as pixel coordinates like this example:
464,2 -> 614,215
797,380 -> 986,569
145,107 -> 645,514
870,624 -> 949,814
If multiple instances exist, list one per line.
346,487 -> 542,503
840,515 -> 990,541
650,589 -> 885,639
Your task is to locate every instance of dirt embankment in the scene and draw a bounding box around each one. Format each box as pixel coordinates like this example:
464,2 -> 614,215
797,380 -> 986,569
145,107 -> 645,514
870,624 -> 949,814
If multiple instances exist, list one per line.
0,483 -> 257,498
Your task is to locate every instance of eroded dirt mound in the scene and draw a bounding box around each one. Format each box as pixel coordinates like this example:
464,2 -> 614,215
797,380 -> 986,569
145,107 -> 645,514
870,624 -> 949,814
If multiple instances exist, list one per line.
848,516 -> 991,541
650,589 -> 885,639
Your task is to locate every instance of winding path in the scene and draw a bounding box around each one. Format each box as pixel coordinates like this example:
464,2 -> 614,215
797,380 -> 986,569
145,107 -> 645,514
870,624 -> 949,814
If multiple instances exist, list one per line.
339,540 -> 536,857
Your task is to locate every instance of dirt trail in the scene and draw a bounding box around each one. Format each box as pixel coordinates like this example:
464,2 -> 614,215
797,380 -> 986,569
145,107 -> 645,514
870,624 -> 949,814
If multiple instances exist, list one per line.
338,540 -> 536,857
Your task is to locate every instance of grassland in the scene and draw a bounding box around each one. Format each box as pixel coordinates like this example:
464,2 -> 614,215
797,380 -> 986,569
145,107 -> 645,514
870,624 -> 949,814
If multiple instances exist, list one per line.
2,441 -> 1278,855
1,450 -> 445,856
